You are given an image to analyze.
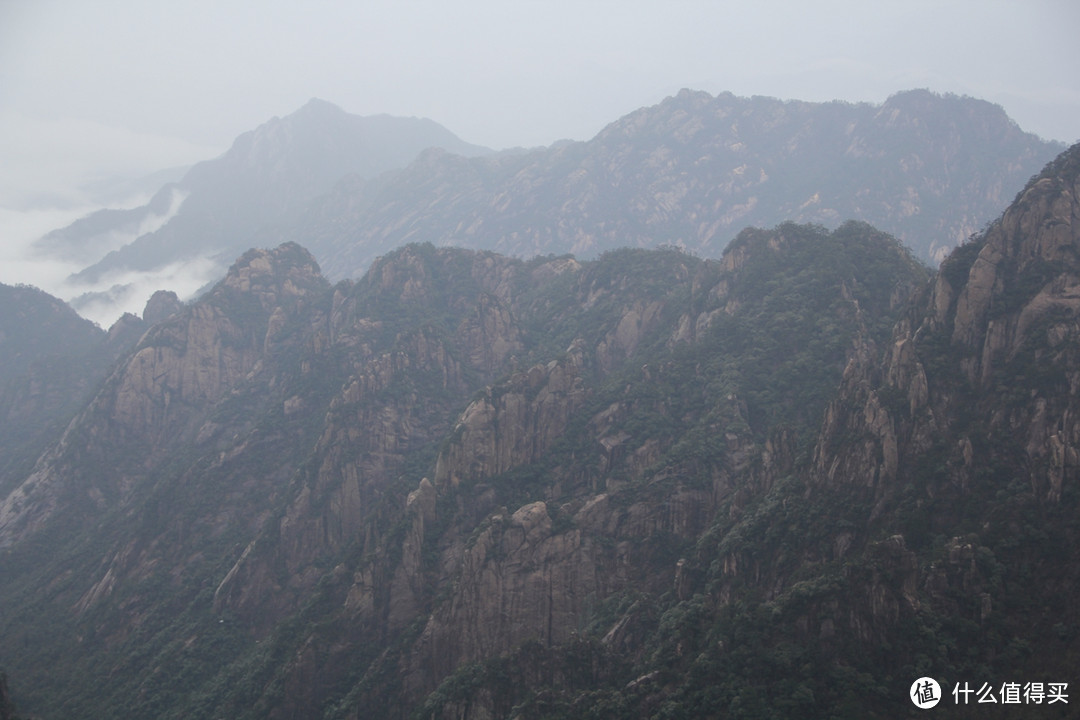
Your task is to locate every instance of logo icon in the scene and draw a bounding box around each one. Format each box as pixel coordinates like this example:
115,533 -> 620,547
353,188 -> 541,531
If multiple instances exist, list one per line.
911,677 -> 942,709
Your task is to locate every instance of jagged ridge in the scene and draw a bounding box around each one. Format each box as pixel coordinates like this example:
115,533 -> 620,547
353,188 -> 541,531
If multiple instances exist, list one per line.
298,89 -> 1059,279
0,219 -> 930,718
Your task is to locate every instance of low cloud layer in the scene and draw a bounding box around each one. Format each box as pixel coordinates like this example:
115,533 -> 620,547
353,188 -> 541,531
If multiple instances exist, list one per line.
66,255 -> 222,328
0,188 -> 217,329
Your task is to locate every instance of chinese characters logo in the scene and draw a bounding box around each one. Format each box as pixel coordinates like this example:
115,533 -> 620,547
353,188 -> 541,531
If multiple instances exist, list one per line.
910,678 -> 1068,709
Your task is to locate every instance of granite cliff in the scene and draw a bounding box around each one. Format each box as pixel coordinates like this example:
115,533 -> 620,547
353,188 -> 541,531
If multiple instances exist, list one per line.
0,216 -> 929,717
796,145 -> 1080,684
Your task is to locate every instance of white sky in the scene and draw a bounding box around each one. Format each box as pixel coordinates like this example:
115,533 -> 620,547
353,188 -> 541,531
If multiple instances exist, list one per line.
1,0 -> 1078,320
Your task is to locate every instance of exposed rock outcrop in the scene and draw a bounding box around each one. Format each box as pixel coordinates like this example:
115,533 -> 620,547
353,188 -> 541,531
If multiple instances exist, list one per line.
0,221 -> 935,718
813,144 -> 1080,506
0,243 -> 327,548
434,341 -> 587,489
142,290 -> 183,325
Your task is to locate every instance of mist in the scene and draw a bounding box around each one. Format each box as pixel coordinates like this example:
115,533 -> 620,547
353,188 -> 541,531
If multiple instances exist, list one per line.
67,255 -> 221,328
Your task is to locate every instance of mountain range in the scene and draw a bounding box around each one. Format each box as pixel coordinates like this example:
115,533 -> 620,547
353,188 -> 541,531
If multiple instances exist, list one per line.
288,89 -> 1062,279
0,132 -> 1078,717
37,90 -> 1061,327
37,98 -> 491,321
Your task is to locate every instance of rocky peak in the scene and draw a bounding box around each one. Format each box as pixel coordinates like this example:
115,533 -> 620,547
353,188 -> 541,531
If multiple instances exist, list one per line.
720,222 -> 805,272
947,145 -> 1080,366
217,242 -> 328,310
224,99 -> 350,170
0,242 -> 335,547
355,244 -> 524,313
292,96 -> 347,120
142,290 -> 182,325
877,89 -> 1024,138
596,87 -> 716,141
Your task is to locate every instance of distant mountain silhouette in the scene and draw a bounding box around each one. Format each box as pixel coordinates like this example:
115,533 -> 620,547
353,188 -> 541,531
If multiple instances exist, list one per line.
36,90 -> 1061,325
37,99 -> 491,317
288,89 -> 1061,281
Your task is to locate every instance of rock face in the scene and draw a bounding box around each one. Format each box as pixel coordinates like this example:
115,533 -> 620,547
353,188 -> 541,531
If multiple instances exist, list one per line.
433,342 -> 587,488
793,144 -> 1080,709
813,144 -> 1080,504
141,290 -> 182,325
0,243 -> 329,547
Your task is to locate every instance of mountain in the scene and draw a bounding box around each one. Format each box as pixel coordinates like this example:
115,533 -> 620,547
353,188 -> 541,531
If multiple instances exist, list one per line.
36,99 -> 491,320
2,140 -> 1078,718
287,89 -> 1060,281
0,215 -> 928,716
517,141 -> 1080,718
35,90 -> 1058,329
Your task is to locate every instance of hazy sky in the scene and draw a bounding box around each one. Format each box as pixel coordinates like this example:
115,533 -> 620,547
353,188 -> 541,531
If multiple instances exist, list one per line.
1,0 -> 1078,321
